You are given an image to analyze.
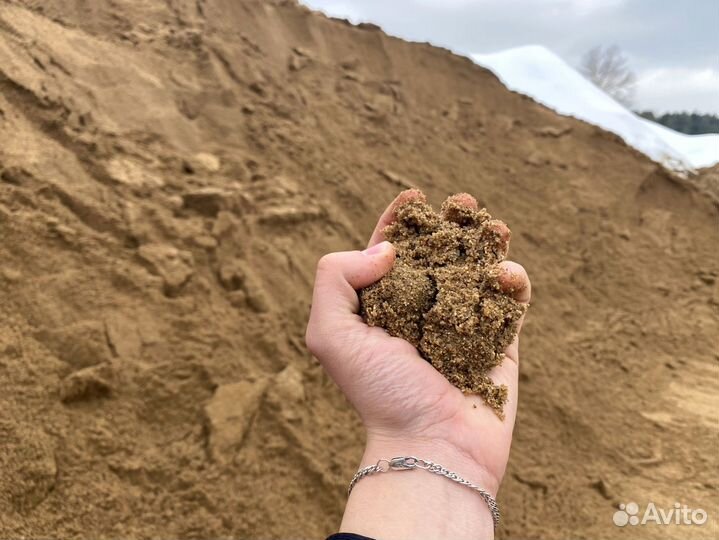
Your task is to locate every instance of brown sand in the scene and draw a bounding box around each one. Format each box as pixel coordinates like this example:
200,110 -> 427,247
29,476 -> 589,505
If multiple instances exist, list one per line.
361,196 -> 526,415
0,1 -> 717,539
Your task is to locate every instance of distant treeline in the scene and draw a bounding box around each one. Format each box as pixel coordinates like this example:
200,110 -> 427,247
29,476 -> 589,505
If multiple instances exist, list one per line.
637,111 -> 719,135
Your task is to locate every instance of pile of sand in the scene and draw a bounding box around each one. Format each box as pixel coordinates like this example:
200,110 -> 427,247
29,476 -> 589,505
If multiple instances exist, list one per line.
0,1 -> 716,538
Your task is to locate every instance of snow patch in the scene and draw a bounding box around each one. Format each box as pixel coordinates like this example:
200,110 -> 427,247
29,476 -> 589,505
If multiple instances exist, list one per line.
472,45 -> 718,171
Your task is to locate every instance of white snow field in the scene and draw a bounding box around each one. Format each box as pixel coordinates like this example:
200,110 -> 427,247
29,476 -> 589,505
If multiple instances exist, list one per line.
472,46 -> 718,171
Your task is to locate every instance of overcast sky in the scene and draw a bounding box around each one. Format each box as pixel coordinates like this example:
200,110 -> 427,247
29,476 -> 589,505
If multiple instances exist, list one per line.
301,0 -> 719,114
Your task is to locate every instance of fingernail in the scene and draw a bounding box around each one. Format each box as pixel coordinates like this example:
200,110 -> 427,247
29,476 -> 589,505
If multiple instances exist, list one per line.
362,241 -> 391,256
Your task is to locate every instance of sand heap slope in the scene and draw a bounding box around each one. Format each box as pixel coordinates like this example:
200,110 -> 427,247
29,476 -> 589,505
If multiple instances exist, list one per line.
0,1 -> 717,539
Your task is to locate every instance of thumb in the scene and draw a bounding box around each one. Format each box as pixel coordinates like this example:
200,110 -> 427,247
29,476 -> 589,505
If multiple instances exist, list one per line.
306,241 -> 395,356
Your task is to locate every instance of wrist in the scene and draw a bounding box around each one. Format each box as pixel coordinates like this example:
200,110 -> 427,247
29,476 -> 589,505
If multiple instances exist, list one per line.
363,432 -> 501,496
339,434 -> 498,540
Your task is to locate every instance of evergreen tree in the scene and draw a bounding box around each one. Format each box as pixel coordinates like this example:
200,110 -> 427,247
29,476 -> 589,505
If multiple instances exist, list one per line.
636,111 -> 719,135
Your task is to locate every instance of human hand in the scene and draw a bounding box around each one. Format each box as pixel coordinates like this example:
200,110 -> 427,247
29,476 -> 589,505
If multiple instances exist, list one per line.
306,190 -> 531,539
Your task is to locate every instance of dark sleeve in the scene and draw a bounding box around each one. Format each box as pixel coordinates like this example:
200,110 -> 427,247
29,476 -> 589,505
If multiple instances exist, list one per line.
326,534 -> 376,540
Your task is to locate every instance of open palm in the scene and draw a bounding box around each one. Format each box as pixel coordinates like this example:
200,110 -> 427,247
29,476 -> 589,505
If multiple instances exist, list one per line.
306,190 -> 530,494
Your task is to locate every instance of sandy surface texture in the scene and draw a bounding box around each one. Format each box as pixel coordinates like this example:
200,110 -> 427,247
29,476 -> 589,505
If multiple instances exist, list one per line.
361,195 -> 526,415
0,1 -> 717,538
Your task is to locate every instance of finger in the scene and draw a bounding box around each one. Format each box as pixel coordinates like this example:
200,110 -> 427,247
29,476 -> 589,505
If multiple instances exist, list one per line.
497,261 -> 530,364
306,242 -> 395,356
502,313 -> 526,363
497,261 -> 531,304
441,193 -> 484,227
367,189 -> 426,248
486,308 -> 527,425
445,192 -> 478,209
487,220 -> 511,258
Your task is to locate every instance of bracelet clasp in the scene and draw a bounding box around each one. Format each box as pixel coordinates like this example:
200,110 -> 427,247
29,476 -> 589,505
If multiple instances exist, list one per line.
389,456 -> 418,470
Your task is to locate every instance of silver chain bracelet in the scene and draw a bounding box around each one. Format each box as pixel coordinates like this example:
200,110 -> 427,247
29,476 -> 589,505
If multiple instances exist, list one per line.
348,456 -> 500,529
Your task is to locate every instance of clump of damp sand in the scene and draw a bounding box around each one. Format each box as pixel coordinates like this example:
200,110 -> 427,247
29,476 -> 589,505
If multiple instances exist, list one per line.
360,194 -> 527,416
